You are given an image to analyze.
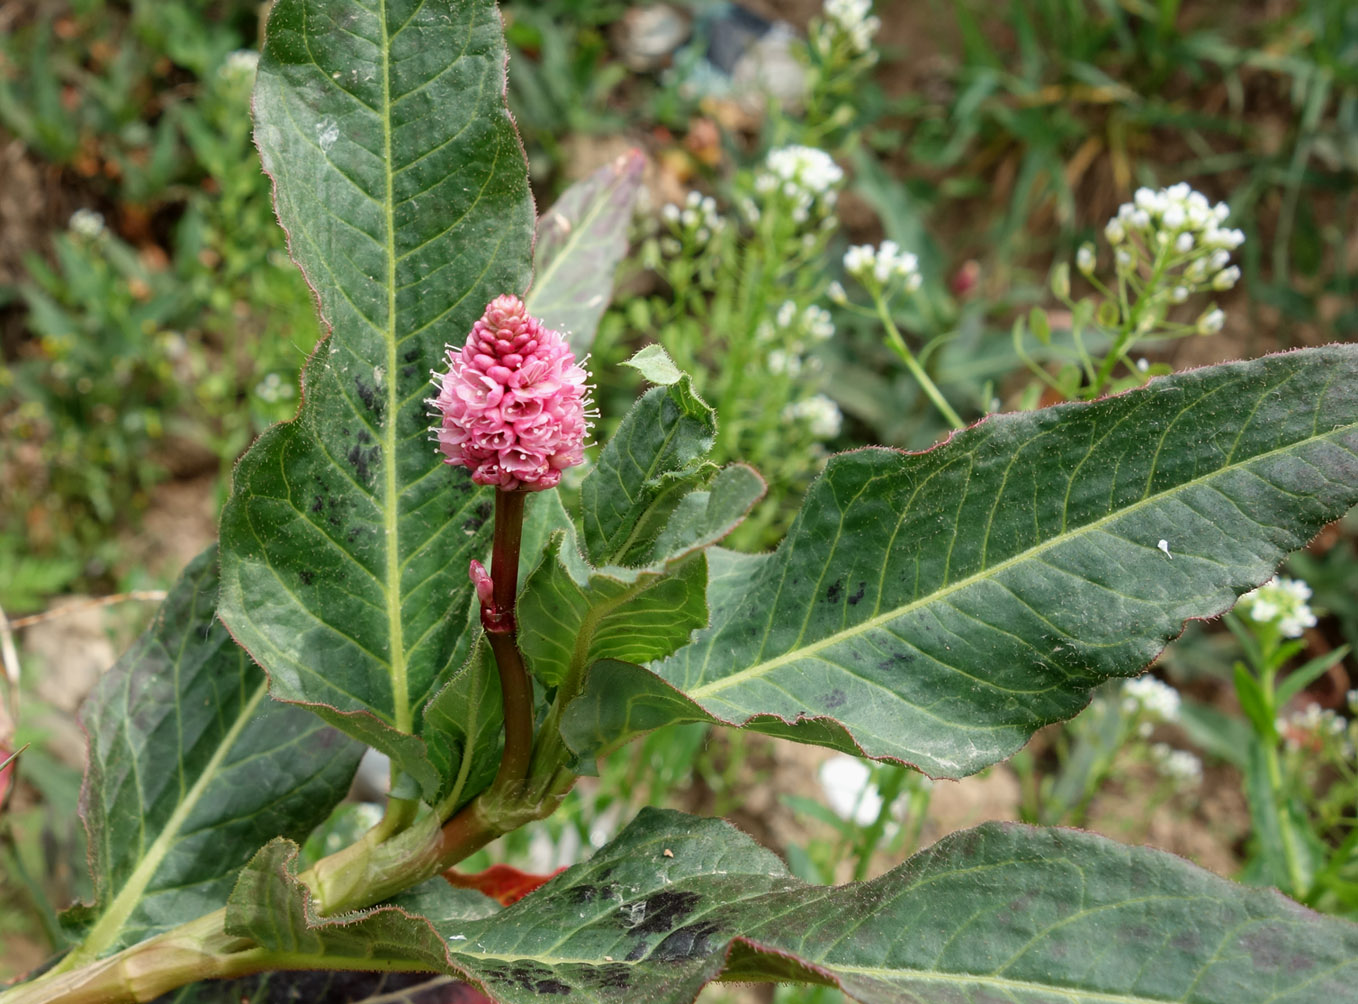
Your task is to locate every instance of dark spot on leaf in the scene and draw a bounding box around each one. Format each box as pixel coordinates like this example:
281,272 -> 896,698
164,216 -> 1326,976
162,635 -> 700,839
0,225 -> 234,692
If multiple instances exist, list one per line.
354,375 -> 382,419
826,580 -> 843,603
402,364 -> 420,380
650,920 -> 721,963
347,442 -> 380,483
632,890 -> 701,936
1242,926 -> 1292,969
624,940 -> 647,962
1172,929 -> 1202,955
462,500 -> 493,534
405,347 -> 422,363
347,526 -> 362,543
300,570 -> 314,586
877,651 -> 915,672
822,689 -> 846,710
570,884 -> 599,904
847,581 -> 866,605
579,963 -> 630,990
534,979 -> 570,995
311,495 -> 325,513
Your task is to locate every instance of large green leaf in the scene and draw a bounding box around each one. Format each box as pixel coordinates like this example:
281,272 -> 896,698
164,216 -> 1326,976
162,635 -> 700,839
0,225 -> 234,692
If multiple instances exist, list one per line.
568,348 -> 1358,776
525,150 -> 645,356
210,807 -> 1358,1002
217,0 -> 533,798
67,548 -> 360,960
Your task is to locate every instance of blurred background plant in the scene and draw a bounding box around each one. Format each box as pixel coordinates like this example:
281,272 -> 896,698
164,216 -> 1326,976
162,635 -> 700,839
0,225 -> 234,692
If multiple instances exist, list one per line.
2,0 -> 1356,985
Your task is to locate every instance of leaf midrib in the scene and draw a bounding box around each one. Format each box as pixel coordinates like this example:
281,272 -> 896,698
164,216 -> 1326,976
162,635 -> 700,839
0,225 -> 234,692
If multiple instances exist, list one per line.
686,417 -> 1356,701
379,0 -> 409,734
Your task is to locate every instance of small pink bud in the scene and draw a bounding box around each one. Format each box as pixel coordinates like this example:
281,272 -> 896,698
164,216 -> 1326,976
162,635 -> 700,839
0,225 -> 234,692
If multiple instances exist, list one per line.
469,559 -> 495,606
431,295 -> 591,491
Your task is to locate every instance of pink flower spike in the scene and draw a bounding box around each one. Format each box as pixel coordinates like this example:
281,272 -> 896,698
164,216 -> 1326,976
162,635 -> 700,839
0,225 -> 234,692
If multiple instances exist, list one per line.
469,559 -> 495,606
430,295 -> 591,491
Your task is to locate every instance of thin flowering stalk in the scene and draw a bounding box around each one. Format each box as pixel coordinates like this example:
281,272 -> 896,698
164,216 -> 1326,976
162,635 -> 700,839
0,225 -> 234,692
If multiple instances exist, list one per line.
872,296 -> 964,430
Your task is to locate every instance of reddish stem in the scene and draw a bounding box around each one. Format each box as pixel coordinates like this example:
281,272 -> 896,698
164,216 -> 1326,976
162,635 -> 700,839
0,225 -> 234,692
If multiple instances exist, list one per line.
483,490 -> 532,792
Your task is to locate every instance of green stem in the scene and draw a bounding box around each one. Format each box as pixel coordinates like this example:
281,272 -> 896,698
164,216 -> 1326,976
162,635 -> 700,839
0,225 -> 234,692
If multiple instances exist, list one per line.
874,296 -> 964,430
1258,662 -> 1309,899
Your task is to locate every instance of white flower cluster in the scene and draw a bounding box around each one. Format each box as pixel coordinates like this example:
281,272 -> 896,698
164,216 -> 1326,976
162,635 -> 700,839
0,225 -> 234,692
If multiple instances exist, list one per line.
783,394 -> 843,439
817,754 -> 882,826
843,240 -> 922,291
255,372 -> 296,404
69,208 -> 106,240
1103,184 -> 1243,301
1238,576 -> 1317,638
1150,743 -> 1202,788
660,190 -> 724,247
754,145 -> 843,225
1279,702 -> 1349,754
220,49 -> 260,80
772,300 -> 834,341
822,0 -> 881,55
1120,675 -> 1181,722
759,302 -> 834,377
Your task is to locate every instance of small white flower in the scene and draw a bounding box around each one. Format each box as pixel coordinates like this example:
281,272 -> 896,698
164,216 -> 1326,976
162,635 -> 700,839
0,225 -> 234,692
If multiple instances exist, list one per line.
661,203 -> 681,224
777,300 -> 798,329
767,349 -> 802,377
817,754 -> 883,826
827,280 -> 848,305
221,49 -> 260,79
823,0 -> 881,54
1151,743 -> 1202,787
1076,243 -> 1096,274
1170,286 -> 1189,304
803,305 -> 835,341
69,208 -> 105,239
1121,676 -> 1181,721
1104,218 -> 1126,245
1212,265 -> 1240,291
1175,232 -> 1194,253
1238,576 -> 1316,637
783,394 -> 843,439
1115,248 -> 1134,271
1196,308 -> 1225,335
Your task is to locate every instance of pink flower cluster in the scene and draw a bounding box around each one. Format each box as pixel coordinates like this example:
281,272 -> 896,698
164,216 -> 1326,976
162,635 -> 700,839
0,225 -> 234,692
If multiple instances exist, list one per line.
431,295 -> 590,491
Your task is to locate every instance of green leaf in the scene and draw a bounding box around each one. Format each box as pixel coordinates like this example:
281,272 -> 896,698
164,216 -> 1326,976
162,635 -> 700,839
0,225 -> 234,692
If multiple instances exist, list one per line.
1234,663 -> 1275,736
68,548 -> 361,959
579,363 -> 718,567
225,839 -> 495,961
623,344 -> 685,386
585,348 -> 1358,776
431,808 -> 1358,1003
1276,645 -> 1350,706
516,535 -> 709,688
217,0 -> 534,798
525,150 -> 646,356
148,973 -> 485,1004
421,639 -> 504,814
